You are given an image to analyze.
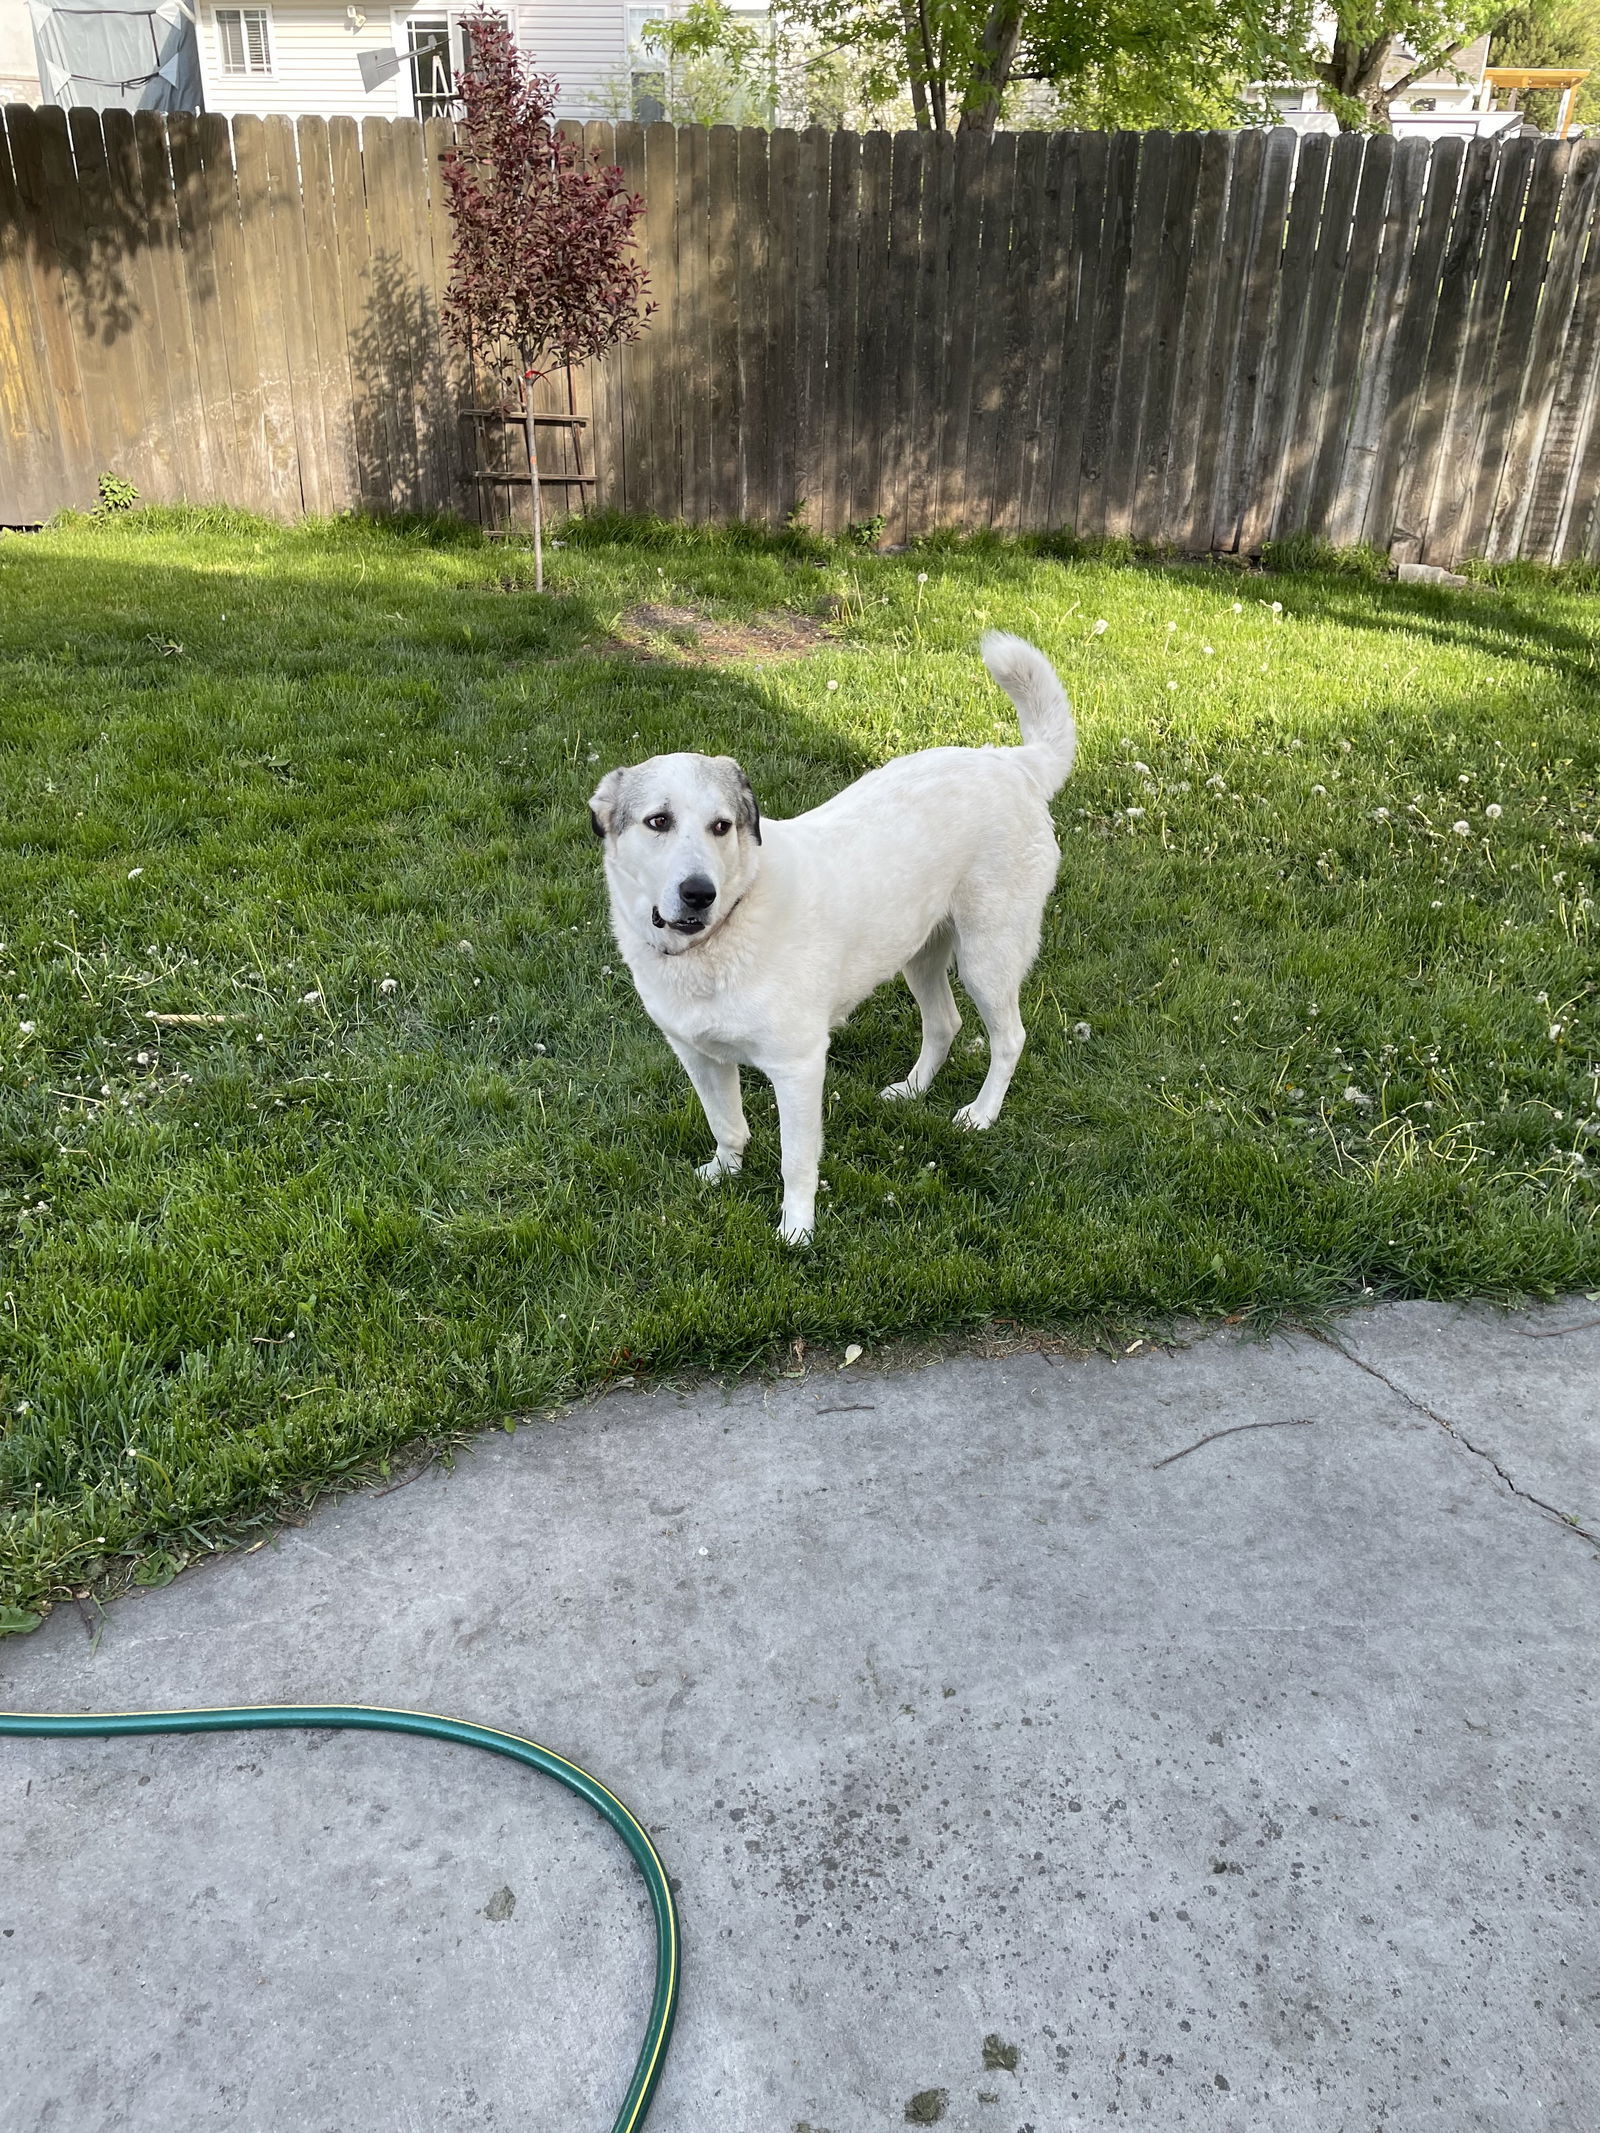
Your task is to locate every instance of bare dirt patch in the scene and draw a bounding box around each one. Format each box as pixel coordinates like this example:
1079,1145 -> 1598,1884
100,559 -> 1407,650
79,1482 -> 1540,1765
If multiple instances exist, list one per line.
608,601 -> 833,664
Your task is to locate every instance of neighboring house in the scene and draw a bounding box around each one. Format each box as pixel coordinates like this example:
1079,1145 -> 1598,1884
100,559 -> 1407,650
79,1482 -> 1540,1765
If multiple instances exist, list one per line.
1,0 -> 638,116
189,0 -> 628,119
1,0 -> 43,98
1266,30 -> 1540,138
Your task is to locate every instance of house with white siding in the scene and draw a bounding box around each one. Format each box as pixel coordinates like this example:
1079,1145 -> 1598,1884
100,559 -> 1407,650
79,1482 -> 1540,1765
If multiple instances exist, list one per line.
190,0 -> 627,120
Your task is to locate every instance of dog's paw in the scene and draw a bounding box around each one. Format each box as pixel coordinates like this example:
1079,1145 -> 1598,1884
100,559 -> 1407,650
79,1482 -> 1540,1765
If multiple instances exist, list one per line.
777,1217 -> 815,1248
952,1103 -> 995,1132
880,1079 -> 923,1103
695,1153 -> 742,1182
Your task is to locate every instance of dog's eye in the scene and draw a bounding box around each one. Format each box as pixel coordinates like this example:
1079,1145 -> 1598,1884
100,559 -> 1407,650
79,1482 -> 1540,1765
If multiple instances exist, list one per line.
643,812 -> 673,833
709,818 -> 732,837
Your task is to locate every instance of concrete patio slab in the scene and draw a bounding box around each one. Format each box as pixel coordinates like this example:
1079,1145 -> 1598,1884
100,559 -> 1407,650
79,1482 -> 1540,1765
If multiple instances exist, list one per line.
2,1303 -> 1597,2133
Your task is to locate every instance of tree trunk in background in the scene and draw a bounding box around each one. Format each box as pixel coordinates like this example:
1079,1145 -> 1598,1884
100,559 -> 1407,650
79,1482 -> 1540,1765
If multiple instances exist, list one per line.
959,0 -> 1025,131
899,0 -> 932,128
1320,29 -> 1398,131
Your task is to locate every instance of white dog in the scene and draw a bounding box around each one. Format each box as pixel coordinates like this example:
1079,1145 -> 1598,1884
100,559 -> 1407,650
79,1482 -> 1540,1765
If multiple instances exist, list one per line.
589,632 -> 1075,1244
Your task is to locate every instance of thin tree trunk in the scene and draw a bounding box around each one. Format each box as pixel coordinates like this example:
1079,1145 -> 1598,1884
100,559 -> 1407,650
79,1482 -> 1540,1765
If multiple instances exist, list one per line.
900,0 -> 931,128
959,0 -> 1025,132
1320,30 -> 1396,132
522,369 -> 544,592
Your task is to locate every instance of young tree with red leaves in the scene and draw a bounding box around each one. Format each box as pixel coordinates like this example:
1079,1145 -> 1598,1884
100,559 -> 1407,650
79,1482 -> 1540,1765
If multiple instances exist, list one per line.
441,10 -> 650,587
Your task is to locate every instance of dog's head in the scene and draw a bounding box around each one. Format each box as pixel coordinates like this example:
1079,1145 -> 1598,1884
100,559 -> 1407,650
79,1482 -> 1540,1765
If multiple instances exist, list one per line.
589,752 -> 762,952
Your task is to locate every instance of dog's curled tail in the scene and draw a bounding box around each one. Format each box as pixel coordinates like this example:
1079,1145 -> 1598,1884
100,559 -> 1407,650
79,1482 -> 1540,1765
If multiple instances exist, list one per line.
980,631 -> 1077,795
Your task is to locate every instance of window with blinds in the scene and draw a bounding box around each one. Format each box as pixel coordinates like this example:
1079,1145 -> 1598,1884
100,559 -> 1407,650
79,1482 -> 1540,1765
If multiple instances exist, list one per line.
216,7 -> 272,75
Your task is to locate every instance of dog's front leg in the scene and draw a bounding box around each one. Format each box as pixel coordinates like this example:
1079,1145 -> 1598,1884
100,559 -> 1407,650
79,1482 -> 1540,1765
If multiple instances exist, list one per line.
668,1038 -> 749,1180
766,1048 -> 828,1246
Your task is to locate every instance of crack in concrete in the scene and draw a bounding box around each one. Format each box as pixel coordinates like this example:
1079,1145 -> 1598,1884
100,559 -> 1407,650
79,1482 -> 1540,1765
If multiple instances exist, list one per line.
1318,1328 -> 1599,1556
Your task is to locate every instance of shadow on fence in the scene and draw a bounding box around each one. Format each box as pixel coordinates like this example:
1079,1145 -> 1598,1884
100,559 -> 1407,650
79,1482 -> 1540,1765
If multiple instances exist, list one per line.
6,108 -> 1600,563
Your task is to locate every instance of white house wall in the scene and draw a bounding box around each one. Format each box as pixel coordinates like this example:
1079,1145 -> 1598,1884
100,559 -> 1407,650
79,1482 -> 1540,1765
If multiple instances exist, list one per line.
0,0 -> 42,100
195,1 -> 408,118
193,0 -> 625,120
517,0 -> 624,115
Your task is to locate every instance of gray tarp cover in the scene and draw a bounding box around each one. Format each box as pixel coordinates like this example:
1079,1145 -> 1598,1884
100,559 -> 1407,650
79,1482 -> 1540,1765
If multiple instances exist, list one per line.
28,0 -> 201,112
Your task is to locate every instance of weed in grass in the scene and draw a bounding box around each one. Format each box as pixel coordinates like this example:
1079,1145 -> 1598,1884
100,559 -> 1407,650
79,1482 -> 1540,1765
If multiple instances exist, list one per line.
0,508 -> 1596,1613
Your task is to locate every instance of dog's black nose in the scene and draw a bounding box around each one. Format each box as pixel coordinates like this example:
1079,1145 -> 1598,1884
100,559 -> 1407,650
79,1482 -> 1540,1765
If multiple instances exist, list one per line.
678,874 -> 717,911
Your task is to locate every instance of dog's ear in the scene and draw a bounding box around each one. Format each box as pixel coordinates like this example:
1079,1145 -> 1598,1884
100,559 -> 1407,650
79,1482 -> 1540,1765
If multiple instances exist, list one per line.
589,767 -> 623,840
718,759 -> 761,844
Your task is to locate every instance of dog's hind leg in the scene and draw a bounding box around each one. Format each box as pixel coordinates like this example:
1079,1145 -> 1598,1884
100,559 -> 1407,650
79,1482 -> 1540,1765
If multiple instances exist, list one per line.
950,833 -> 1056,1131
881,924 -> 961,1103
949,904 -> 1044,1132
669,1038 -> 750,1179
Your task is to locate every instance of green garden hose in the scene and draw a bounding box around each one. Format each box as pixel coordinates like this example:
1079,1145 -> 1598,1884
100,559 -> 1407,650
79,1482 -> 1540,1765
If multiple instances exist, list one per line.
0,1701 -> 680,2133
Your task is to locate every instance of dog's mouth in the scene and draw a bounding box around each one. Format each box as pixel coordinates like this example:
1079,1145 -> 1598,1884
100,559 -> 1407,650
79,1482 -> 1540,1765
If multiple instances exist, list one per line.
652,906 -> 707,937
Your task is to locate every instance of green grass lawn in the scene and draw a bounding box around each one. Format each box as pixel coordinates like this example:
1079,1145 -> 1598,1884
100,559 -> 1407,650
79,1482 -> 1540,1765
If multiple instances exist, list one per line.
1,507 -> 1597,1618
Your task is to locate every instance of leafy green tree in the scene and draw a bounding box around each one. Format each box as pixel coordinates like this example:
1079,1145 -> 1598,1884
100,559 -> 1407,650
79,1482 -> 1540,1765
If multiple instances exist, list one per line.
776,0 -> 1306,132
1310,0 -> 1505,128
638,0 -> 777,124
1489,0 -> 1600,128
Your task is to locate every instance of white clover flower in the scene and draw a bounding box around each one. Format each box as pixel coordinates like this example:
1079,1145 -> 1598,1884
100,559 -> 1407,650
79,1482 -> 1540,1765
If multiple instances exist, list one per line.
301,989 -> 322,1005
379,977 -> 398,994
1207,774 -> 1227,791
1202,644 -> 1214,656
586,750 -> 599,764
1231,601 -> 1243,613
18,1020 -> 35,1034
457,940 -> 474,953
1485,803 -> 1503,819
1072,1021 -> 1092,1041
1452,820 -> 1470,836
1458,773 -> 1471,785
1133,761 -> 1152,775
827,679 -> 839,691
136,1050 -> 151,1065
1550,1023 -> 1565,1040
1311,784 -> 1326,796
1430,899 -> 1443,909
128,866 -> 143,880
1092,618 -> 1108,635
916,571 -> 929,584
1125,805 -> 1145,820
1167,680 -> 1178,691
1343,1086 -> 1372,1109
1373,807 -> 1390,822
1270,601 -> 1283,614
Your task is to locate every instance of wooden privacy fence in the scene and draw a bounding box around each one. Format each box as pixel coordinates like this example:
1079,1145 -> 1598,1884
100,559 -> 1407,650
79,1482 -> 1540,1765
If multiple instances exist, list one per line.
7,106 -> 1600,561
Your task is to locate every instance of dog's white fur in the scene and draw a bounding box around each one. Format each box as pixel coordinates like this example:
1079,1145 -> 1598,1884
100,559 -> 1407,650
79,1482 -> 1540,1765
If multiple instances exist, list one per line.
590,633 -> 1075,1244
